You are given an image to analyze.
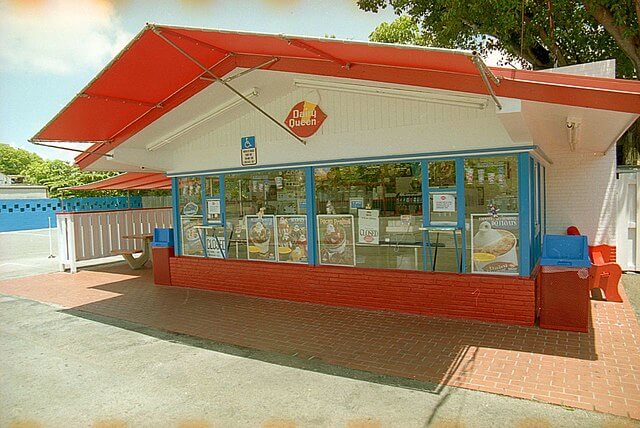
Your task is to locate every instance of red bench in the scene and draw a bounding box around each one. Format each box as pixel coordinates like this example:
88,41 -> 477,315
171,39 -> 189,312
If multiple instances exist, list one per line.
566,227 -> 623,302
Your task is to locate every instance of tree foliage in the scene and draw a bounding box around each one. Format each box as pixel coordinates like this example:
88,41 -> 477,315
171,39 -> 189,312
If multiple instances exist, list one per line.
0,143 -> 119,198
360,0 -> 639,78
0,144 -> 42,175
360,0 -> 640,164
20,159 -> 117,198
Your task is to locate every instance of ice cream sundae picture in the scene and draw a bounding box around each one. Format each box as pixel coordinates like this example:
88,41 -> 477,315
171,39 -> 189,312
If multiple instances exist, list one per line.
317,215 -> 355,266
471,214 -> 519,274
246,215 -> 276,260
275,215 -> 308,263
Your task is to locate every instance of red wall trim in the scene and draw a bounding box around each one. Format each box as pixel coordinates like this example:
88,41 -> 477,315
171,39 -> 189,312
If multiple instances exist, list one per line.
169,256 -> 536,326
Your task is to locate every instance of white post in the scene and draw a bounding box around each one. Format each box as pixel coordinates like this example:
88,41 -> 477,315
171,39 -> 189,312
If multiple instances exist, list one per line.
48,217 -> 55,259
57,215 -> 67,272
68,218 -> 77,274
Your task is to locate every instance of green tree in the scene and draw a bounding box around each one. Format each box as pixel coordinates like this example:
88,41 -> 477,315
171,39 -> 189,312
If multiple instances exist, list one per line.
0,143 -> 43,175
360,0 -> 640,164
21,159 -> 117,198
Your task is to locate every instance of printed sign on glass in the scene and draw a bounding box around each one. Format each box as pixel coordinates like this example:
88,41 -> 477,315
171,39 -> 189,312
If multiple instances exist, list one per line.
241,136 -> 257,166
357,209 -> 379,245
317,215 -> 356,266
245,215 -> 276,261
432,193 -> 456,212
180,216 -> 204,257
275,215 -> 308,263
284,101 -> 327,138
470,213 -> 519,275
205,235 -> 226,259
206,198 -> 221,223
349,197 -> 364,210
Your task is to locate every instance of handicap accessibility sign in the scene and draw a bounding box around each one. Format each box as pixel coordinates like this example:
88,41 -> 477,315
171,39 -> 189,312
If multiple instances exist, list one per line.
241,136 -> 257,166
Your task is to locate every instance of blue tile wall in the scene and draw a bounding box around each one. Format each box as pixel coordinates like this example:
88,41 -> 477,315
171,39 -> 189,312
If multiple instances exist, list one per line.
0,196 -> 142,232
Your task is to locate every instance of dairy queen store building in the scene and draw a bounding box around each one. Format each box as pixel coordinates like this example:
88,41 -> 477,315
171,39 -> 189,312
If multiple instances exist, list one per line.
32,25 -> 640,327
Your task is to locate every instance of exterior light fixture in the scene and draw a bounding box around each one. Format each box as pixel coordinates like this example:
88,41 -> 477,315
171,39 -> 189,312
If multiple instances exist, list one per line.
146,88 -> 259,151
293,79 -> 488,110
566,116 -> 582,152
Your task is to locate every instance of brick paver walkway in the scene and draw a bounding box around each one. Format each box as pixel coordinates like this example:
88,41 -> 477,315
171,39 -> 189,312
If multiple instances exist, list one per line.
1,263 -> 639,419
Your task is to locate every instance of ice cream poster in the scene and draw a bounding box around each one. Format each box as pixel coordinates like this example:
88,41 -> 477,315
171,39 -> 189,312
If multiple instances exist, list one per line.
180,216 -> 204,257
275,215 -> 308,263
317,215 -> 356,266
245,215 -> 276,261
470,213 -> 519,275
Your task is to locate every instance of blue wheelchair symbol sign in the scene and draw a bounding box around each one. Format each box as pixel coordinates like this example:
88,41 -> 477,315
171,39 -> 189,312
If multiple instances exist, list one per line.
241,136 -> 256,149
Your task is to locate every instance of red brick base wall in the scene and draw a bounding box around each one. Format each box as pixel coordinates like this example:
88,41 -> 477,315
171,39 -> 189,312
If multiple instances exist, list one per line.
169,256 -> 536,326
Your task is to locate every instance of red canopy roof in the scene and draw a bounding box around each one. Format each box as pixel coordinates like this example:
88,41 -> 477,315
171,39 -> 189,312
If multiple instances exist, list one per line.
67,172 -> 170,191
31,24 -> 640,170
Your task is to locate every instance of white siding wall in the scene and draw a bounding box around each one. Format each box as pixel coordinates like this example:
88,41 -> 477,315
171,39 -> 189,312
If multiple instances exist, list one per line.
544,144 -> 617,245
168,87 -> 512,174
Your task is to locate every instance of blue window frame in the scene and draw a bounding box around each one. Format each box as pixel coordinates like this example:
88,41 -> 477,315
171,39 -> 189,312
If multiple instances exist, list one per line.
170,150 -> 543,277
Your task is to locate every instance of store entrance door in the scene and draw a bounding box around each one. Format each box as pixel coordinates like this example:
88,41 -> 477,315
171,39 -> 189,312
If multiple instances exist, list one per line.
422,159 -> 464,272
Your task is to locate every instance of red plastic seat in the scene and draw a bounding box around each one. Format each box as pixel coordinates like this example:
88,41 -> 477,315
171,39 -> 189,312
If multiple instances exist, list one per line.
565,227 -> 623,302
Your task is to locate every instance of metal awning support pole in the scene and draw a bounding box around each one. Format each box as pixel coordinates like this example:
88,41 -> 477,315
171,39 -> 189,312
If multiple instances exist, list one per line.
200,57 -> 280,83
30,141 -> 114,158
283,37 -> 351,69
150,25 -> 306,146
471,55 -> 502,110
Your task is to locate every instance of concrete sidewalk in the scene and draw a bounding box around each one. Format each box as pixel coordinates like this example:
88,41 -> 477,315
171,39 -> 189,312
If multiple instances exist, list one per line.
1,294 -> 636,428
1,263 -> 639,421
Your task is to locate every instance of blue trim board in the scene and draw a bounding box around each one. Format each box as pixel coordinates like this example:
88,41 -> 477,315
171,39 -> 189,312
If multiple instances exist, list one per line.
168,145 -> 538,177
518,153 -> 532,276
420,160 -> 429,271
304,167 -> 318,265
455,157 -> 467,273
171,177 -> 182,256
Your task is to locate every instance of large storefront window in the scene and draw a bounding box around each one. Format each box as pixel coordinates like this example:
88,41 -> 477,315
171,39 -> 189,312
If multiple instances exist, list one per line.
225,169 -> 308,263
178,177 -> 205,257
464,156 -> 519,275
314,162 -> 423,270
173,152 -> 539,276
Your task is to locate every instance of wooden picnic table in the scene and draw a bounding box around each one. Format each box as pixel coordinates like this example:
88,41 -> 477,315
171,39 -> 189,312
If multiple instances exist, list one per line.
112,233 -> 154,269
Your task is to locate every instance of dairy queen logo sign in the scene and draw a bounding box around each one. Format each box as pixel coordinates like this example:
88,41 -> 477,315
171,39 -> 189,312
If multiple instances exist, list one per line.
284,101 -> 327,138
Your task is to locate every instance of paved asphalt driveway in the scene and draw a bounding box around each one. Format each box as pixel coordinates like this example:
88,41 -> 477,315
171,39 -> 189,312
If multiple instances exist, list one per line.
1,294 -> 636,428
0,228 -> 59,280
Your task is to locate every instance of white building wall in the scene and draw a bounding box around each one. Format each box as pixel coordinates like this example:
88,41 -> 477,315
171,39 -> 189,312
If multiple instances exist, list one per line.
540,60 -> 618,246
166,87 -> 512,174
543,144 -> 617,245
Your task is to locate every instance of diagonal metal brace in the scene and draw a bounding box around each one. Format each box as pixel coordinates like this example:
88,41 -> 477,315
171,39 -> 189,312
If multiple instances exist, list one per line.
471,54 -> 502,110
150,26 -> 306,145
284,37 -> 351,69
200,57 -> 280,83
31,141 -> 114,158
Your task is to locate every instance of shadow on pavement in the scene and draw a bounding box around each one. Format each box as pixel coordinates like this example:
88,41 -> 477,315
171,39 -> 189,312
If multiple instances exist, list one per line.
38,262 -> 598,399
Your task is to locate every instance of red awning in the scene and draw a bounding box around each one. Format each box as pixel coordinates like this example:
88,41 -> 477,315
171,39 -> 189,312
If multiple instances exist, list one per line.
67,172 -> 171,191
31,24 -> 640,170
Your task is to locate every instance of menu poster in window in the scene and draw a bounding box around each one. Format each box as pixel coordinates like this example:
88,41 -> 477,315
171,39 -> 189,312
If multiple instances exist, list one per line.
205,236 -> 226,258
317,215 -> 356,266
275,215 -> 308,263
245,215 -> 276,261
470,213 -> 519,275
357,209 -> 379,245
206,198 -> 221,223
180,216 -> 204,257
